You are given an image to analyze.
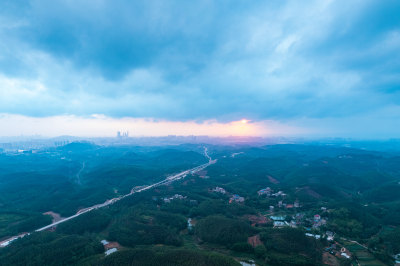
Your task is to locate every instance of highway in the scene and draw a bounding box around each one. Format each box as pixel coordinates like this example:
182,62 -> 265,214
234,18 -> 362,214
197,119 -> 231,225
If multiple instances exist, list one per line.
0,148 -> 215,247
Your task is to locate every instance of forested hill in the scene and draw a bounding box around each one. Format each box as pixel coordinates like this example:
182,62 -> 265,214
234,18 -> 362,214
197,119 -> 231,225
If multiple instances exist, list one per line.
0,143 -> 399,265
0,143 -> 208,239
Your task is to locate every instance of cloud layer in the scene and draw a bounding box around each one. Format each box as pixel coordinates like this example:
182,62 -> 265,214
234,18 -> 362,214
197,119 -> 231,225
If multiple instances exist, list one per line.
0,0 -> 399,137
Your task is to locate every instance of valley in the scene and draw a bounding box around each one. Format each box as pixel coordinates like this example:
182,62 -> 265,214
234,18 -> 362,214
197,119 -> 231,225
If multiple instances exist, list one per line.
0,143 -> 399,265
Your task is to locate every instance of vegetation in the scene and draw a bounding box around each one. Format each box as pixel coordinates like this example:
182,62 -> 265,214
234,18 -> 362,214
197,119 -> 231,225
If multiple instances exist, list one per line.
101,248 -> 240,266
1,143 -> 399,265
57,210 -> 112,235
0,232 -> 103,266
195,215 -> 253,246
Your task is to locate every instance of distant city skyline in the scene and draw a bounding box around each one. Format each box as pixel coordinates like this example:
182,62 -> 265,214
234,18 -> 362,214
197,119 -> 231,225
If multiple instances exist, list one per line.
0,1 -> 399,138
1,112 -> 400,139
0,114 -> 305,138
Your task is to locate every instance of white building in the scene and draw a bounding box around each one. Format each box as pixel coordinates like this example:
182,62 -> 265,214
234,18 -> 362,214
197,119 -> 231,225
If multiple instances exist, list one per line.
273,221 -> 289,227
341,252 -> 350,259
212,187 -> 226,194
258,187 -> 272,196
105,248 -> 118,256
270,216 -> 286,221
187,218 -> 194,230
394,253 -> 400,264
326,231 -> 335,241
305,233 -> 321,239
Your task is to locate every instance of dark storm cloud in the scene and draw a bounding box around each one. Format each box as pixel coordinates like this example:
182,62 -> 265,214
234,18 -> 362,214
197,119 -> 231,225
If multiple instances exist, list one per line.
0,0 -> 399,131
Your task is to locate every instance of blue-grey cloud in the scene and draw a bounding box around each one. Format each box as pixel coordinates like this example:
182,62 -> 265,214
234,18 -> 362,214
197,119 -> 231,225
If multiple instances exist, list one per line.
0,0 -> 399,135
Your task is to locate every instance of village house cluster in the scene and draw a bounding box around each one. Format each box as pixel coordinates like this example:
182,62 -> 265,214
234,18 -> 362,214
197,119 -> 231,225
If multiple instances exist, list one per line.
160,194 -> 197,205
210,185 -> 343,261
210,186 -> 245,204
257,187 -> 272,196
312,214 -> 326,228
257,187 -> 287,197
325,244 -> 352,260
258,187 -> 301,210
212,187 -> 226,194
270,215 -> 288,227
229,194 -> 245,203
163,194 -> 186,203
276,199 -> 301,209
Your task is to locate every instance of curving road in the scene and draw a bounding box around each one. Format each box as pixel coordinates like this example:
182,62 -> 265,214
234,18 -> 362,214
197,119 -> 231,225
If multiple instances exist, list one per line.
0,148 -> 215,247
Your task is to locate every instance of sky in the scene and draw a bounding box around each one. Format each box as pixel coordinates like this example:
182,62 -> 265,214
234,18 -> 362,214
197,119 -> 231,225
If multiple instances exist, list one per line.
0,0 -> 399,138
